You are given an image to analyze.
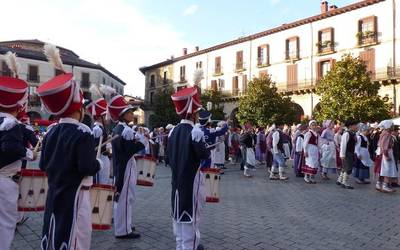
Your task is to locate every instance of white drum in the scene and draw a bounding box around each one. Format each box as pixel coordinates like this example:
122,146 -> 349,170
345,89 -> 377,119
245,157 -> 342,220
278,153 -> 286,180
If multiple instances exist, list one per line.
201,168 -> 221,203
90,184 -> 115,230
18,169 -> 48,212
135,156 -> 157,186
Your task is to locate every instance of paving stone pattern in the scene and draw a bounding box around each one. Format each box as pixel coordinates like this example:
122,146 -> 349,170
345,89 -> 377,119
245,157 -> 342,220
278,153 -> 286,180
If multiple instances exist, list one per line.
12,163 -> 400,250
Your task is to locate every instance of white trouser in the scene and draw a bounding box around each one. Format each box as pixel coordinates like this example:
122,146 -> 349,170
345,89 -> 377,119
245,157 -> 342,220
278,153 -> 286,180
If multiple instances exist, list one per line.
114,159 -> 136,236
0,176 -> 18,250
70,189 -> 92,250
97,155 -> 111,184
173,170 -> 204,250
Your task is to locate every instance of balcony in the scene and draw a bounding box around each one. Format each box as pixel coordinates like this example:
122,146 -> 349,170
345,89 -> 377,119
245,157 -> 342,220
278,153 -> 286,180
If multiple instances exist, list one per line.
234,62 -> 246,73
213,67 -> 224,76
27,74 -> 40,83
374,67 -> 400,85
316,40 -> 334,55
356,31 -> 378,47
285,51 -> 300,62
257,57 -> 270,68
276,81 -> 316,95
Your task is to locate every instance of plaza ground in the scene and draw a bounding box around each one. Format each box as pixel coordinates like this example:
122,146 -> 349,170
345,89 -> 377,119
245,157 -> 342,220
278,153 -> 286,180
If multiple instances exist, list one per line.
12,162 -> 400,250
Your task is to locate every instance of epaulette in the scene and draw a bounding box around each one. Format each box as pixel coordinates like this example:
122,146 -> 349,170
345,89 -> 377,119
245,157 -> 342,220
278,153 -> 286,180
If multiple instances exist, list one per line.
77,123 -> 93,134
92,125 -> 102,138
121,126 -> 135,140
0,117 -> 18,131
191,124 -> 204,142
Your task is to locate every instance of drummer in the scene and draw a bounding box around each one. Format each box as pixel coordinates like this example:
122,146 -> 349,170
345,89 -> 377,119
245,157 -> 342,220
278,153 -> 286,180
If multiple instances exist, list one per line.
38,44 -> 102,250
105,87 -> 145,239
168,86 -> 210,250
0,52 -> 37,250
86,85 -> 112,184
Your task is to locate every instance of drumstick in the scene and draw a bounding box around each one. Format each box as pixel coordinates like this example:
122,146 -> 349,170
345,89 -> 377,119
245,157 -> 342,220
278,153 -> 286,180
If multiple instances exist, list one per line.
96,135 -> 103,158
34,137 -> 43,153
206,141 -> 222,149
95,135 -> 119,151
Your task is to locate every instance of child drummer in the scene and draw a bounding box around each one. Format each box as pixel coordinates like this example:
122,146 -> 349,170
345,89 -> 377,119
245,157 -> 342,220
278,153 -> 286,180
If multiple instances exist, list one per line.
38,44 -> 102,250
0,52 -> 36,250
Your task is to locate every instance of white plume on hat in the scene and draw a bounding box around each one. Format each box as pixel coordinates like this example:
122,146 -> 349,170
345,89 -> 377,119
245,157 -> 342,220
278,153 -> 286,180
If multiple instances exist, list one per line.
4,52 -> 19,78
89,83 -> 103,101
43,43 -> 65,72
193,69 -> 204,86
100,85 -> 117,102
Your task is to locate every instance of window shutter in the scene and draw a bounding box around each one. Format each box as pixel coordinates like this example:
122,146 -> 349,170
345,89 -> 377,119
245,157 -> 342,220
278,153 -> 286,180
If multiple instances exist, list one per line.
316,62 -> 321,82
211,80 -> 217,91
242,75 -> 248,93
266,45 -> 270,65
257,47 -> 262,65
296,37 -> 300,59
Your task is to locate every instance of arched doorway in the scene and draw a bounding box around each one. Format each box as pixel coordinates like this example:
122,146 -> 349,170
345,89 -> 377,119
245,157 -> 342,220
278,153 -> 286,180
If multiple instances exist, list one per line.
291,103 -> 304,123
229,107 -> 239,128
313,103 -> 322,117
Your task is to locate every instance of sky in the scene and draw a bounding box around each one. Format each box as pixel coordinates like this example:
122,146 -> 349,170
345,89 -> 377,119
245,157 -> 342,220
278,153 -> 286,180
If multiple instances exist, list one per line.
1,0 -> 356,98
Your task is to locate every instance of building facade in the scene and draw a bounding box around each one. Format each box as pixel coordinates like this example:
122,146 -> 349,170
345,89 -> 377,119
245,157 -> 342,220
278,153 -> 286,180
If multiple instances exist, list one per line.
141,0 -> 400,125
0,39 -> 126,121
124,95 -> 145,125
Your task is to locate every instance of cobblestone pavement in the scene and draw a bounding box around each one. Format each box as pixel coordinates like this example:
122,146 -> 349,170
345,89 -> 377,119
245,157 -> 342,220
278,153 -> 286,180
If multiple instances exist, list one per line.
12,162 -> 400,250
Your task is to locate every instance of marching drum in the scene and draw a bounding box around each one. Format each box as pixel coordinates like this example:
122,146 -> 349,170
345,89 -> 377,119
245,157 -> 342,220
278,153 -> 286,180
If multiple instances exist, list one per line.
202,168 -> 221,203
18,169 -> 48,212
135,155 -> 157,186
90,184 -> 115,230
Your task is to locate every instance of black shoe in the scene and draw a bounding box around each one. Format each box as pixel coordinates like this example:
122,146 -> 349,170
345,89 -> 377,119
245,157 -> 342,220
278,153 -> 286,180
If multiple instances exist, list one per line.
116,232 -> 141,239
131,227 -> 136,231
197,244 -> 204,250
342,184 -> 354,189
222,166 -> 227,169
336,181 -> 342,185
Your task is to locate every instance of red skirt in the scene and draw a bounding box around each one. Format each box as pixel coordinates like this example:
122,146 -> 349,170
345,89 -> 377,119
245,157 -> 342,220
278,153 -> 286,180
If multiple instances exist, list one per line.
335,148 -> 342,170
374,154 -> 382,175
302,165 -> 318,175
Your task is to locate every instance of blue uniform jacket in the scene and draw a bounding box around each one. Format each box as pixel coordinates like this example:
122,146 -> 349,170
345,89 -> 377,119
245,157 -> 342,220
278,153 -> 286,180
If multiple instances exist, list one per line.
200,124 -> 228,168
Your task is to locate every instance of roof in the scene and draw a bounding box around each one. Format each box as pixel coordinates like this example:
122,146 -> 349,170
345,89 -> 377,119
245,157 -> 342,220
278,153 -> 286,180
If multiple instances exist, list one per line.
0,39 -> 126,85
139,0 -> 384,74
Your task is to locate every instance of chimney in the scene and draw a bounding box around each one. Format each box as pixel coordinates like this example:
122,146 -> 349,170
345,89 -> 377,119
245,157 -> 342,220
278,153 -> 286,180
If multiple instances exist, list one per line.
183,48 -> 187,55
321,1 -> 328,13
329,5 -> 337,10
195,46 -> 199,52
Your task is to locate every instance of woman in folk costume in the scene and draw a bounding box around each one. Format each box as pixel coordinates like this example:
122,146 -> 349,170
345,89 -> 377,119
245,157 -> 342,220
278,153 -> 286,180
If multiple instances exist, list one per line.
270,122 -> 289,180
376,120 -> 397,193
338,120 -> 359,189
37,44 -> 102,250
213,121 -> 228,174
293,124 -> 307,177
255,127 -> 266,163
353,123 -> 374,184
168,86 -> 209,250
302,120 -> 319,184
319,120 -> 337,180
86,84 -> 112,185
334,125 -> 343,172
0,52 -> 36,250
105,89 -> 145,239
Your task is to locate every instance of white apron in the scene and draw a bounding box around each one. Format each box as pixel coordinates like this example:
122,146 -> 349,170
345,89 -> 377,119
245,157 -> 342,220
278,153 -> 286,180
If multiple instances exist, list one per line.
320,142 -> 336,169
305,144 -> 319,169
380,149 -> 398,177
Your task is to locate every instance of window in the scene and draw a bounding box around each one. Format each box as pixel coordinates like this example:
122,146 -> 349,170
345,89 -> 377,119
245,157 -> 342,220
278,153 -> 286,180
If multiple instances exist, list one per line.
163,71 -> 167,84
357,16 -> 377,45
211,80 -> 217,91
28,65 -> 39,82
55,69 -> 63,76
316,59 -> 335,81
150,91 -> 154,105
81,72 -> 90,88
257,45 -> 270,66
218,79 -> 224,89
196,61 -> 202,69
359,49 -> 376,79
285,37 -> 299,60
1,61 -> 11,76
232,76 -> 239,96
150,74 -> 155,87
242,75 -> 248,93
102,77 -> 106,85
180,66 -> 186,82
214,57 -> 222,75
287,64 -> 298,88
235,51 -> 244,71
317,28 -> 334,54
28,86 -> 40,107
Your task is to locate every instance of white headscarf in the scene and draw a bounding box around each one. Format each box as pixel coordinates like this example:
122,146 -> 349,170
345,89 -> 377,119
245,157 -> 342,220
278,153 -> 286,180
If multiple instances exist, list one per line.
309,120 -> 317,127
380,120 -> 393,130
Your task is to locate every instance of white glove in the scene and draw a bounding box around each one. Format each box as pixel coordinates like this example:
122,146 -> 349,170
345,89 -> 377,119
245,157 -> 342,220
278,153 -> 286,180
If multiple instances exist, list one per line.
92,125 -> 103,138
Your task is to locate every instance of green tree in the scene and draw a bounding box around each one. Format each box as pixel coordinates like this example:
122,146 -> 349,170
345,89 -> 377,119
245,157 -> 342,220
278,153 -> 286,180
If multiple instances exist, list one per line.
200,89 -> 226,120
237,75 -> 298,126
315,54 -> 390,122
148,87 -> 180,128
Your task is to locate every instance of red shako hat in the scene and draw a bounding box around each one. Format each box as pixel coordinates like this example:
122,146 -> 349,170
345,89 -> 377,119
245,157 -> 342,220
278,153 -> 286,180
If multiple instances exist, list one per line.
87,98 -> 107,117
107,95 -> 136,122
0,52 -> 28,112
171,86 -> 201,117
37,44 -> 83,117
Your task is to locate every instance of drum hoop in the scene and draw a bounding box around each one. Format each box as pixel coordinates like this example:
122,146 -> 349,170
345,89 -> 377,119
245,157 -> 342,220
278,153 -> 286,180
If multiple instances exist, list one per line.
91,184 -> 115,190
134,155 -> 157,162
201,168 -> 220,174
19,169 -> 47,177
